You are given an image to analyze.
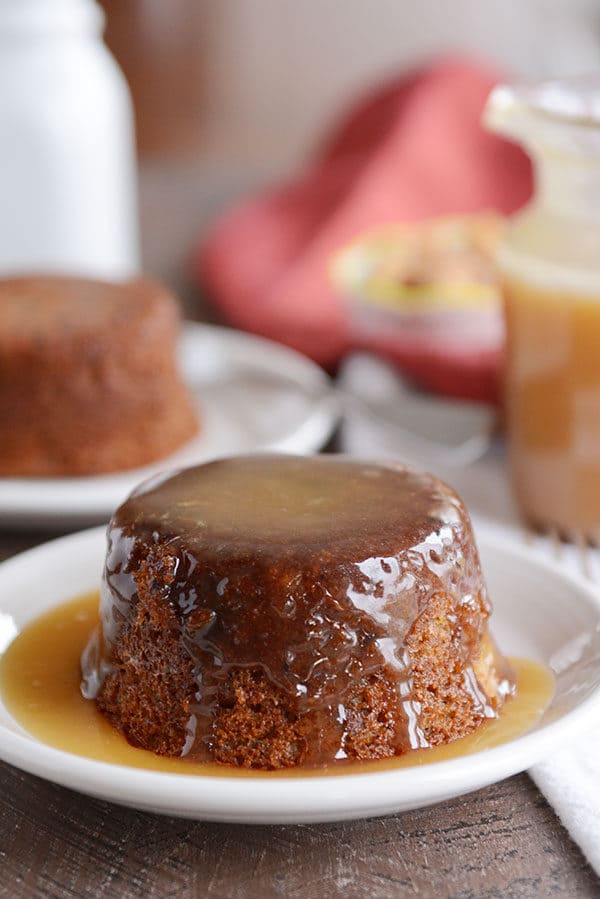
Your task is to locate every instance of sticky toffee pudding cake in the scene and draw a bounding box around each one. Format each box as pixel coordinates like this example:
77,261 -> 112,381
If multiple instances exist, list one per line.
0,275 -> 198,476
81,455 -> 514,769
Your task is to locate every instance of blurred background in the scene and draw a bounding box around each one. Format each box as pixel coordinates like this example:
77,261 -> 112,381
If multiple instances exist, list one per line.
98,0 -> 600,303
102,0 -> 600,172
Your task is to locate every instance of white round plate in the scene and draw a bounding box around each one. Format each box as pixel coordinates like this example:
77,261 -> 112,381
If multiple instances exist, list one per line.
0,527 -> 599,824
0,323 -> 337,528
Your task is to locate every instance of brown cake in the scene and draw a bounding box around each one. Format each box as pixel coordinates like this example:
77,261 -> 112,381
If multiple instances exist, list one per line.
0,275 -> 198,476
81,455 -> 514,769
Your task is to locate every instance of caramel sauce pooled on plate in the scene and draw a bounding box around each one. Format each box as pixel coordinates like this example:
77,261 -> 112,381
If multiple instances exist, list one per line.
0,594 -> 555,777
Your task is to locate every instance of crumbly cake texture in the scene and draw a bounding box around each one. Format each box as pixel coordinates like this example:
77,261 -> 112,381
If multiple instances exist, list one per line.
82,455 -> 514,769
0,275 -> 198,475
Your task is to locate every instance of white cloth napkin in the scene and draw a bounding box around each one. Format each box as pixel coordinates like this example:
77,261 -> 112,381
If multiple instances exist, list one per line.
338,353 -> 600,876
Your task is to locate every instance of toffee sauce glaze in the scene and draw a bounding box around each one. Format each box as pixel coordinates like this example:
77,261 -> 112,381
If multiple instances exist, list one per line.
81,456 -> 514,765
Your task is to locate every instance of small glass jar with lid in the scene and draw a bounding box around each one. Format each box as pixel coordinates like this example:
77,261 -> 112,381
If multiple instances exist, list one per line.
485,77 -> 600,539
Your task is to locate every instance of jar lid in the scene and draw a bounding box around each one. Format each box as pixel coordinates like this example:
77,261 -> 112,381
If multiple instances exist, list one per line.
485,75 -> 600,157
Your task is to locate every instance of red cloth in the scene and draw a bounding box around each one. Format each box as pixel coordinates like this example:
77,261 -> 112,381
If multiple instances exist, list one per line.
196,58 -> 532,401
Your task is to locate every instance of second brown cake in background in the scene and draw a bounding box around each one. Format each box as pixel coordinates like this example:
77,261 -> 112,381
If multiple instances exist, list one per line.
0,276 -> 198,476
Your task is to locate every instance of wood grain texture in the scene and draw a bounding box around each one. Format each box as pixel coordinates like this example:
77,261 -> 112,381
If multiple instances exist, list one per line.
0,764 -> 597,899
0,168 -> 598,899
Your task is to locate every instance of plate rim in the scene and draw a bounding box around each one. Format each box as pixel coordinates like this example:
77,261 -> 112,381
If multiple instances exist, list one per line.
0,526 -> 599,823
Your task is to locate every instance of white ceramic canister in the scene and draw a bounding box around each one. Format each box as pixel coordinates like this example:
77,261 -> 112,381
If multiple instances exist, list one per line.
0,0 -> 139,279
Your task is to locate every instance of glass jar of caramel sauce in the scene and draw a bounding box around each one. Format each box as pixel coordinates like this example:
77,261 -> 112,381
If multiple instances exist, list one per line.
485,77 -> 600,539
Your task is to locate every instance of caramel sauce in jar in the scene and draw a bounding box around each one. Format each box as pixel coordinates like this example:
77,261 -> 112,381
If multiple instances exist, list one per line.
504,274 -> 600,538
0,594 -> 555,777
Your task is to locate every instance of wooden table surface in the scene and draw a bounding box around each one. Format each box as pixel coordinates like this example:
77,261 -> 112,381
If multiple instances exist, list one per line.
0,167 -> 598,899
